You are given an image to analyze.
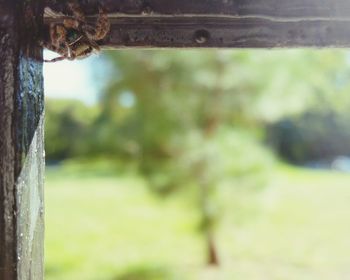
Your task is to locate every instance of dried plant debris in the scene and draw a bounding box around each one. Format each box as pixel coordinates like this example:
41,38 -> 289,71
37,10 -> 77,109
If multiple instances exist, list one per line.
42,0 -> 110,62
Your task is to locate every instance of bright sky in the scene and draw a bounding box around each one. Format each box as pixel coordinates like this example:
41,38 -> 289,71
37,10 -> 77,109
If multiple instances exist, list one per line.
44,50 -> 98,105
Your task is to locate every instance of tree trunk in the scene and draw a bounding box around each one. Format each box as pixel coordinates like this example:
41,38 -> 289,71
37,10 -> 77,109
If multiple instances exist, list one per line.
206,230 -> 219,266
199,181 -> 220,266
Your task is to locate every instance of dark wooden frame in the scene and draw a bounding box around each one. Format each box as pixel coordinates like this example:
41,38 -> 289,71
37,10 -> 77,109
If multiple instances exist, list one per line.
0,0 -> 44,279
2,0 -> 350,279
46,0 -> 350,48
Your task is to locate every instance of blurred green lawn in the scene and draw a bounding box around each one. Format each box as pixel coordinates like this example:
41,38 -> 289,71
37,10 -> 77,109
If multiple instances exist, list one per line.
45,164 -> 350,280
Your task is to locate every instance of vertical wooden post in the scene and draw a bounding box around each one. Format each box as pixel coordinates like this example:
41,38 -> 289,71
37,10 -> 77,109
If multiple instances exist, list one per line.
0,0 -> 44,279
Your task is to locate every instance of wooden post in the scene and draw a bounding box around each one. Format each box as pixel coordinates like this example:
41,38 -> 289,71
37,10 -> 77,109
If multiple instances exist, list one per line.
0,0 -> 44,279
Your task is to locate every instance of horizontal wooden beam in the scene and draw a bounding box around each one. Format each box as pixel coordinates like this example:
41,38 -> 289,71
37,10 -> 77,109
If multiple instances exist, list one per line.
46,0 -> 350,19
45,0 -> 350,48
103,17 -> 350,48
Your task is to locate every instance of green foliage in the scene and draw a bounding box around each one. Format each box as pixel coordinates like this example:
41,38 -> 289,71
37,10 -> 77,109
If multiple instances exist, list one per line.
268,108 -> 350,163
45,99 -> 97,161
93,50 -> 280,191
179,128 -> 274,187
92,50 -> 282,264
43,48 -> 350,276
46,49 -> 350,166
45,49 -> 350,264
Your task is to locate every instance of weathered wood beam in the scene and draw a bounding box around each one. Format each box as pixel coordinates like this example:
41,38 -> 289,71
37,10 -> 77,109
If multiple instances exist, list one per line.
46,0 -> 350,19
0,0 -> 45,279
44,0 -> 350,48
103,17 -> 350,48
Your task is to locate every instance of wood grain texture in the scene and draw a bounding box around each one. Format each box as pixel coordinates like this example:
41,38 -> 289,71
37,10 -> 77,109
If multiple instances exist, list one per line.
44,0 -> 350,48
103,17 -> 350,48
0,0 -> 44,279
45,0 -> 350,19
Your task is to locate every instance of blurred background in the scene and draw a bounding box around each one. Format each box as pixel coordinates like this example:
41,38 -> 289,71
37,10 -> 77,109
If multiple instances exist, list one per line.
44,49 -> 350,280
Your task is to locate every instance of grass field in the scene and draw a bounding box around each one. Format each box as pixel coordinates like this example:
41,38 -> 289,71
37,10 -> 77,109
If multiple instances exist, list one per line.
45,164 -> 350,280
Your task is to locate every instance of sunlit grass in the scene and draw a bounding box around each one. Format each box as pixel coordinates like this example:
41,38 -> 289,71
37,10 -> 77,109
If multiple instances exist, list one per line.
45,164 -> 350,280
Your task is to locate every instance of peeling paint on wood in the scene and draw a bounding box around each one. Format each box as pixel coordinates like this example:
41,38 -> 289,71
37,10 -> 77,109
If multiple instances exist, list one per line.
0,0 -> 44,279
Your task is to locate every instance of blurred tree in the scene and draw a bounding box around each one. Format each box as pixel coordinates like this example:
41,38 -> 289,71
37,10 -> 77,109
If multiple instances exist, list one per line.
45,49 -> 350,265
93,50 -> 274,265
